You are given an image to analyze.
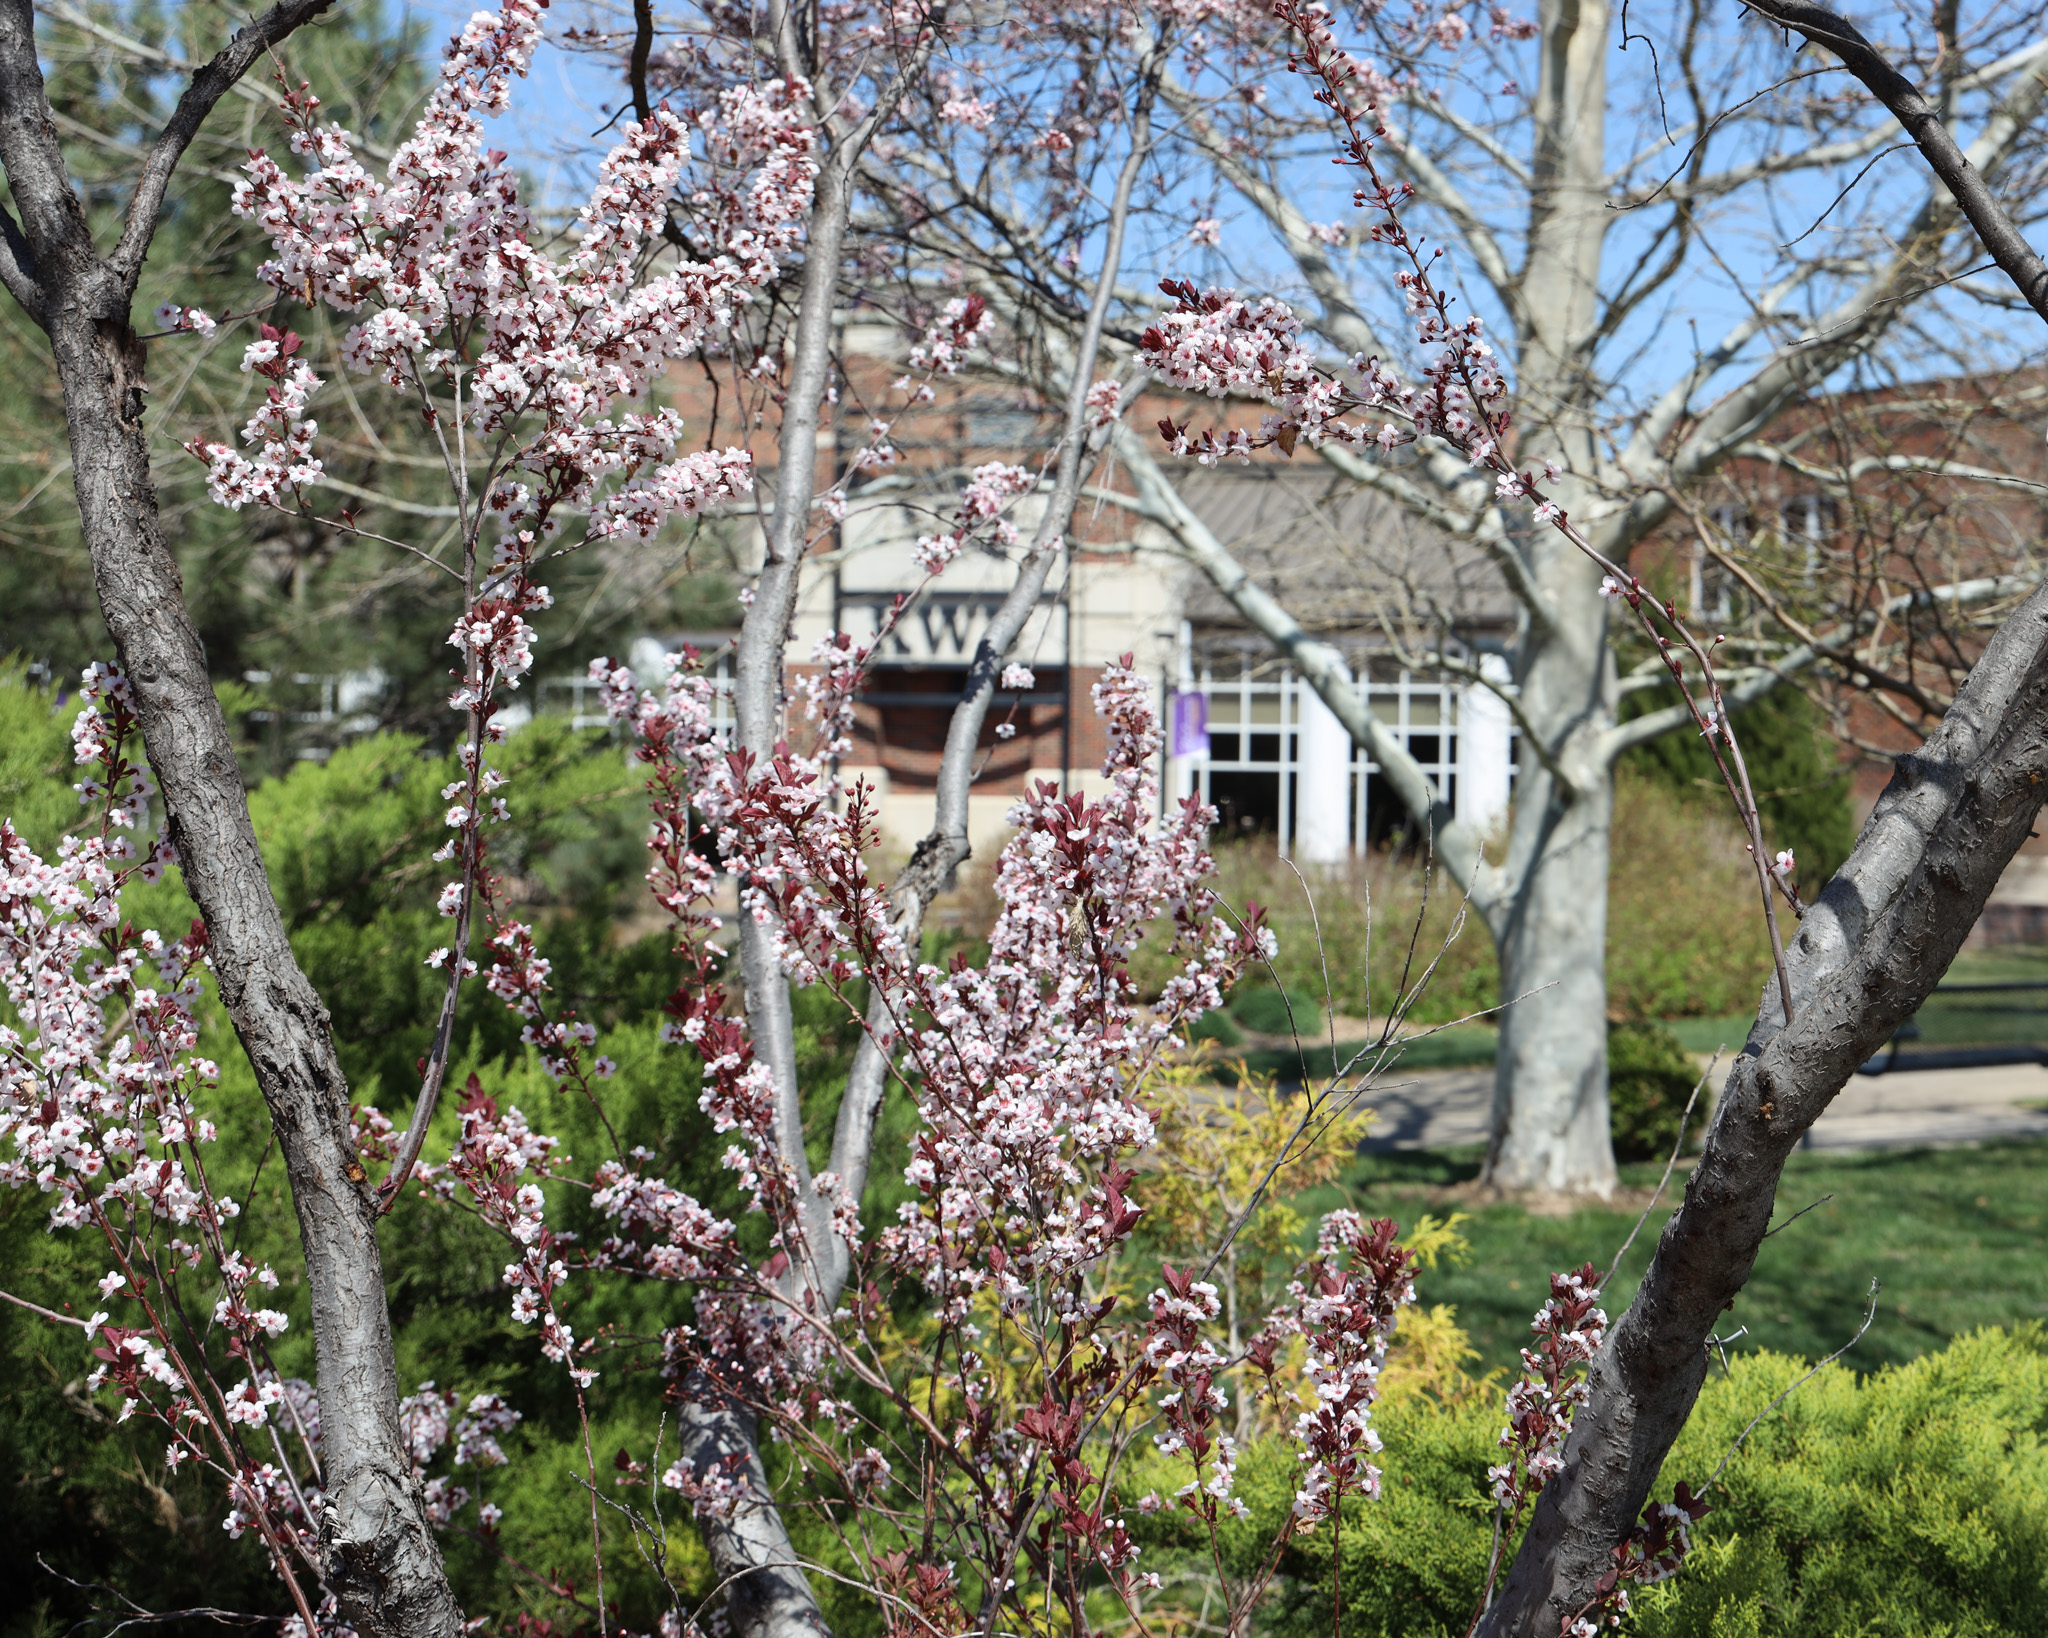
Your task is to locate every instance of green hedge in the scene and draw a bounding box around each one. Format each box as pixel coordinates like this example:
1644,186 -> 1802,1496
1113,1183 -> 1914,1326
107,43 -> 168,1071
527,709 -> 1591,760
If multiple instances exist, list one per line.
1123,1327 -> 2048,1637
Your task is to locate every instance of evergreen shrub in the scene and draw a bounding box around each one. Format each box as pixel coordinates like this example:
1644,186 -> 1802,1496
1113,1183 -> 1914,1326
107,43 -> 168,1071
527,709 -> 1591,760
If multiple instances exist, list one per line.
1123,1328 -> 2048,1637
1230,983 -> 1324,1036
1609,1019 -> 1705,1161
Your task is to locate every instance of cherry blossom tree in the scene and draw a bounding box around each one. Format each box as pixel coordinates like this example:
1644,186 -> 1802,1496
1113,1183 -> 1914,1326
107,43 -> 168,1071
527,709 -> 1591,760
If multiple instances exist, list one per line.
11,0 -> 2048,1635
845,0 -> 2048,1195
0,0 -> 927,1627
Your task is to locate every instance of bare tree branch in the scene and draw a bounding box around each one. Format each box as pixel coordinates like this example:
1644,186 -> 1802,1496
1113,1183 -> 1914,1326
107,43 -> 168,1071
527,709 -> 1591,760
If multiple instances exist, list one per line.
629,0 -> 654,122
1636,25 -> 2048,517
112,0 -> 337,280
1741,0 -> 2048,321
1732,437 -> 2048,494
0,198 -> 41,317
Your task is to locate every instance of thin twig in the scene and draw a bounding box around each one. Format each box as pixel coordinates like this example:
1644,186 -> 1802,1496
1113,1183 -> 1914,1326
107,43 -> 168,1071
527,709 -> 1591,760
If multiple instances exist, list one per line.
1761,1193 -> 1833,1238
1705,1278 -> 1880,1491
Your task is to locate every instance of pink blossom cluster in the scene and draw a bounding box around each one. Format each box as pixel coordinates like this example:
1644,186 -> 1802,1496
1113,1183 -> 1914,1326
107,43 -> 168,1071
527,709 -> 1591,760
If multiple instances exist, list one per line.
856,665 -> 1264,1311
396,1380 -> 523,1529
189,323 -> 322,509
1282,1212 -> 1417,1521
794,629 -> 885,777
658,1452 -> 753,1520
1566,1481 -> 1712,1634
0,666 -> 361,1611
438,1077 -> 588,1381
901,293 -> 994,384
913,460 -> 1038,573
1143,1264 -> 1246,1524
1085,377 -> 1126,428
153,301 -> 217,335
0,671 -> 205,1248
1141,270 -> 1505,468
441,661 -> 1277,1586
1139,0 -> 1529,478
1488,1264 -> 1607,1520
189,2 -> 821,1100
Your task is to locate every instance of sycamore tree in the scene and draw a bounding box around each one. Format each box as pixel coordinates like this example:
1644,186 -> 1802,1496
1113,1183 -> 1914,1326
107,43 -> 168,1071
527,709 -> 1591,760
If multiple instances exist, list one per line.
846,0 -> 2048,1194
7,1 -> 2048,1637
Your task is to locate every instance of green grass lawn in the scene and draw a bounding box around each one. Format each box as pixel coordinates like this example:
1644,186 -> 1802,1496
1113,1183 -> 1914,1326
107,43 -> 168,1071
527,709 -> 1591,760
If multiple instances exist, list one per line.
1218,1023 -> 1501,1083
1277,948 -> 2048,1069
1295,1137 -> 2048,1379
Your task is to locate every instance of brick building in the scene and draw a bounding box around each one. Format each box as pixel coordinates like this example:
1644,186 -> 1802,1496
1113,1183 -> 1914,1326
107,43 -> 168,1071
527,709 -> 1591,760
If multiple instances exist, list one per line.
661,322 -> 1531,863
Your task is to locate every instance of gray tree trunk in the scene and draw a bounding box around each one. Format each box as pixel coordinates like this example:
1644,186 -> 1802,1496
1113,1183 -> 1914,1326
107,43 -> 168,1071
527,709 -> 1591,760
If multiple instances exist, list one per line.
1477,573 -> 2048,1632
1487,748 -> 1616,1194
0,4 -> 464,1630
49,304 -> 464,1638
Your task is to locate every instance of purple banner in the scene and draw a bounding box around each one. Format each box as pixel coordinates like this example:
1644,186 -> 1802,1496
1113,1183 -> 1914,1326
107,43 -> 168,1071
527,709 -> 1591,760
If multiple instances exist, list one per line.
1170,691 -> 1209,759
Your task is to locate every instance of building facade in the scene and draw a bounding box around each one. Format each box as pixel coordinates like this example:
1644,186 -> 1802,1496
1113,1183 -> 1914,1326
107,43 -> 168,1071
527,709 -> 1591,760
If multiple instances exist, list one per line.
777,449 -> 1520,864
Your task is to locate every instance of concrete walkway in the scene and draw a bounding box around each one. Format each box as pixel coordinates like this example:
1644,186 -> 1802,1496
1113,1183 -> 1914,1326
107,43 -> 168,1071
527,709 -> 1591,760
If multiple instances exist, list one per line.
1354,1057 -> 2048,1154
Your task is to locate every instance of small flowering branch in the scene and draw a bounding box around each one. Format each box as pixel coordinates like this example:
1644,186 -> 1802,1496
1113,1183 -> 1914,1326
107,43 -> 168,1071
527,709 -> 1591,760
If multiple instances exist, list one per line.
0,666 -> 334,1629
1554,1481 -> 1712,1637
1142,0 -> 1803,1020
1277,1213 -> 1418,1638
1469,1264 -> 1607,1631
807,293 -> 998,543
184,0 -> 813,1204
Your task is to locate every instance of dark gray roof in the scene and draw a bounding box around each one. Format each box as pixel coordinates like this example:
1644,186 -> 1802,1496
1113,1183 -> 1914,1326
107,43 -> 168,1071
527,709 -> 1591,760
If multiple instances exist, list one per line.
1160,462 -> 1519,652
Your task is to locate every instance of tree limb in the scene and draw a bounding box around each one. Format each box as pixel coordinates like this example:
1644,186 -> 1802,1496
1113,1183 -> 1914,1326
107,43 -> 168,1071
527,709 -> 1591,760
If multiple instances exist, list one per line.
707,27 -> 941,1638
1479,572 -> 2048,1633
1740,0 -> 2048,322
112,0 -> 336,281
1109,422 -> 1505,918
0,0 -> 466,1631
1594,575 -> 2032,760
0,198 -> 41,317
630,0 -> 654,122
1731,438 -> 2048,494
